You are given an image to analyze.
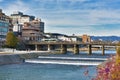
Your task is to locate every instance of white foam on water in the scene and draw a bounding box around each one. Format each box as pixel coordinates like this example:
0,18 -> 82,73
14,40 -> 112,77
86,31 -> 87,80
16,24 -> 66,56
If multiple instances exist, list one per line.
25,59 -> 102,66
38,56 -> 107,60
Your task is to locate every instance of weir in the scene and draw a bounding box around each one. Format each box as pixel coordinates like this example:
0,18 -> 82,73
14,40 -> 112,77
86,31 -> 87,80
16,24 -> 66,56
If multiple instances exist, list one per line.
25,55 -> 108,66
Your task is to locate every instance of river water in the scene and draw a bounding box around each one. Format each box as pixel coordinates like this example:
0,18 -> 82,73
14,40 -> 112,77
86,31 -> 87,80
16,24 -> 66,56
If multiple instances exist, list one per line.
0,50 -> 116,80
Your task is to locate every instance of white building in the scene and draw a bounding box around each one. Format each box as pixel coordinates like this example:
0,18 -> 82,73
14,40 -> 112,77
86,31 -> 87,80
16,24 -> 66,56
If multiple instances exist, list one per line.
10,11 -> 44,38
10,11 -> 35,33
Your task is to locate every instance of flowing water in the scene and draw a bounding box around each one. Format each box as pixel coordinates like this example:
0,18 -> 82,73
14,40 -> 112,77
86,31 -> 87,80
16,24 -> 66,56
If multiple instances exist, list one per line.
0,63 -> 96,80
0,50 -> 116,80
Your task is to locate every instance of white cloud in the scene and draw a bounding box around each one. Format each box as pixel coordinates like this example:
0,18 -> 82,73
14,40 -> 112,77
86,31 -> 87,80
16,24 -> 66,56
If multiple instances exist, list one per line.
1,0 -> 120,36
41,8 -> 120,36
39,9 -> 120,27
22,0 -> 120,36
88,9 -> 120,24
2,0 -> 30,15
45,24 -> 120,36
45,25 -> 93,35
35,0 -> 89,2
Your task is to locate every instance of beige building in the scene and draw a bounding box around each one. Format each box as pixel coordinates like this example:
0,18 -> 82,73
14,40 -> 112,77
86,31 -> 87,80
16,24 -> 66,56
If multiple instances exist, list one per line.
22,19 -> 44,41
30,19 -> 44,33
82,34 -> 91,43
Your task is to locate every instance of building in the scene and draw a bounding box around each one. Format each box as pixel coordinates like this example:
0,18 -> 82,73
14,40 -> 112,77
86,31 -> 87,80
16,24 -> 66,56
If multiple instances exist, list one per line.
0,9 -> 11,47
22,18 -> 44,41
82,34 -> 91,43
30,18 -> 44,33
44,33 -> 68,41
22,22 -> 43,41
43,33 -> 82,42
10,11 -> 35,25
13,21 -> 22,36
68,36 -> 82,42
10,11 -> 35,36
10,11 -> 44,40
8,18 -> 13,32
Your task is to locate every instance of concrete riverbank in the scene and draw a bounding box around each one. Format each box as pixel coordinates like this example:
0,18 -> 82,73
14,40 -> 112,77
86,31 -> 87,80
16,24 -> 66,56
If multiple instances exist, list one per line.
0,51 -> 50,65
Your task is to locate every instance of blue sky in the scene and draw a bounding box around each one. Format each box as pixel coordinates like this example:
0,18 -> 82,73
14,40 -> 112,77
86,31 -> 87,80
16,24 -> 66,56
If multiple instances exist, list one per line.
0,0 -> 120,36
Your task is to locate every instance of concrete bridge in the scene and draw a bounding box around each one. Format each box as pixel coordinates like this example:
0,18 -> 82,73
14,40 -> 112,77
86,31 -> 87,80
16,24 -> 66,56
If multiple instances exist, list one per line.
26,41 -> 118,55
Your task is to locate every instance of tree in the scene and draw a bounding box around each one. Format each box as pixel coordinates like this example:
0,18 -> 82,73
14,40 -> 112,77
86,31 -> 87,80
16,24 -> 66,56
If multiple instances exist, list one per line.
93,43 -> 120,80
116,43 -> 120,64
5,32 -> 18,48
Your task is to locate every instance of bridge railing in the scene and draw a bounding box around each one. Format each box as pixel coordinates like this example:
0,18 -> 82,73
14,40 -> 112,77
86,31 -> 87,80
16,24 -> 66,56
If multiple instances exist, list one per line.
26,40 -> 118,46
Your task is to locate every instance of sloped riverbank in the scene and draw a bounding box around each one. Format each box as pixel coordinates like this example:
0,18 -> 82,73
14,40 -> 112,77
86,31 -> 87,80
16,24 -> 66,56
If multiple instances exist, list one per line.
0,51 -> 50,65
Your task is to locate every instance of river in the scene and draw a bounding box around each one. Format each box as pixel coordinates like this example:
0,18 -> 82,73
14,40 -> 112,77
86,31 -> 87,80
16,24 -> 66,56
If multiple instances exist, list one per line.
0,50 -> 116,80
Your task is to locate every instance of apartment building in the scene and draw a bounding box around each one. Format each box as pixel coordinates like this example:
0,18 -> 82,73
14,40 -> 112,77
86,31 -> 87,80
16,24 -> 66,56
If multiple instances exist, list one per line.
0,9 -> 10,47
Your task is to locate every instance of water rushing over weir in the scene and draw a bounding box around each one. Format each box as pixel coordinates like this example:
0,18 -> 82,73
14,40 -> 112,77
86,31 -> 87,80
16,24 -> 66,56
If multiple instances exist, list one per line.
25,54 -> 109,66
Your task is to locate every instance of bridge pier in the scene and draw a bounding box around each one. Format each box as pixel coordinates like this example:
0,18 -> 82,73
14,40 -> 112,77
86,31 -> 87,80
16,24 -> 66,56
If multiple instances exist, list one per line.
102,45 -> 105,55
88,44 -> 92,55
73,44 -> 79,54
60,44 -> 67,54
35,44 -> 38,51
47,44 -> 51,51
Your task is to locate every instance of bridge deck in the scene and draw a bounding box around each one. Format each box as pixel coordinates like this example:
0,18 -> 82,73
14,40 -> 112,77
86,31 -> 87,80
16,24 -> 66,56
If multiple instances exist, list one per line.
27,41 -> 117,46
